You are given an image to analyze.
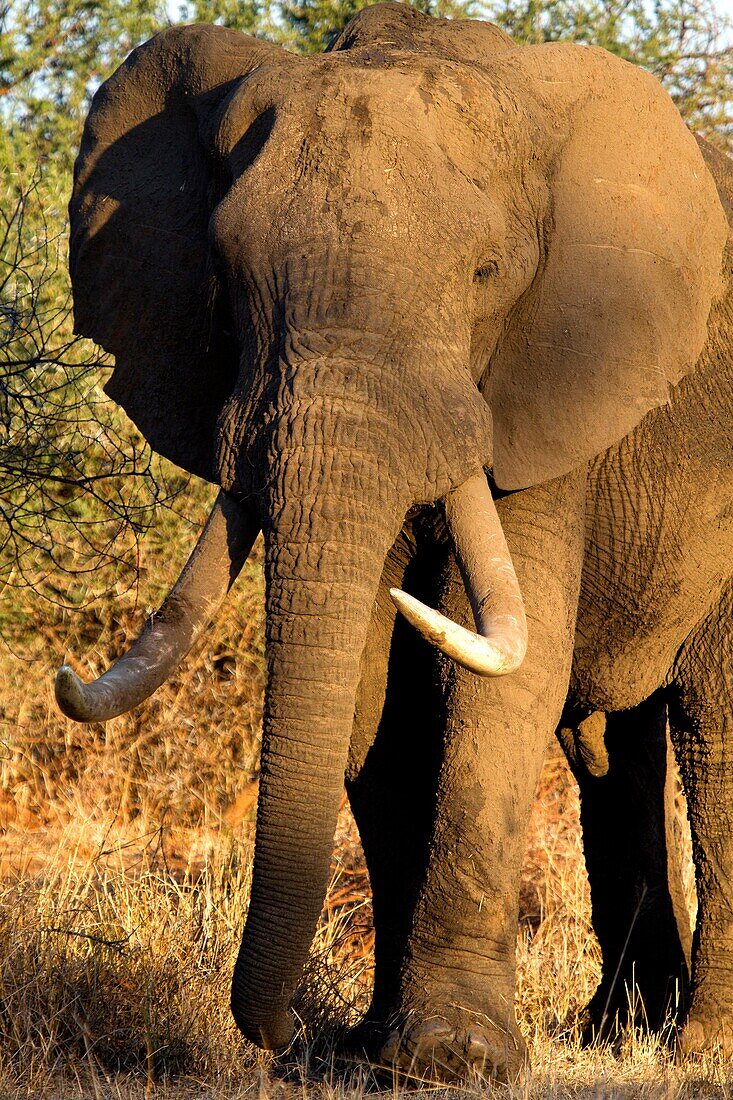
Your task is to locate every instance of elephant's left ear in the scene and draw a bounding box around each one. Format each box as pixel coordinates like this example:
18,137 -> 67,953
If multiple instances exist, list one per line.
70,24 -> 287,482
487,43 -> 728,490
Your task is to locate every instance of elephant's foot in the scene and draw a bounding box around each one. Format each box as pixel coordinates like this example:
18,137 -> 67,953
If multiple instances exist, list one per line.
378,1013 -> 527,1084
677,1012 -> 733,1059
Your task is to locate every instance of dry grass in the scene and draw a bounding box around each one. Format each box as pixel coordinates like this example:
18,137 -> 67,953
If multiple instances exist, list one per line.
1,496 -> 732,1098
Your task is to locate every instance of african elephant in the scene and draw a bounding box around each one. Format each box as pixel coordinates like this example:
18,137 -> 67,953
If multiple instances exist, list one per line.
55,2 -> 732,1082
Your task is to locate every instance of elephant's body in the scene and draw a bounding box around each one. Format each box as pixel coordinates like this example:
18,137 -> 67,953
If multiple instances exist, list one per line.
61,2 -> 732,1081
565,142 -> 733,1049
345,139 -> 733,1075
578,357 -> 732,712
576,144 -> 733,710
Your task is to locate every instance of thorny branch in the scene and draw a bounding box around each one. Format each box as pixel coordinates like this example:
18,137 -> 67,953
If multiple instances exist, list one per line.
0,174 -> 184,612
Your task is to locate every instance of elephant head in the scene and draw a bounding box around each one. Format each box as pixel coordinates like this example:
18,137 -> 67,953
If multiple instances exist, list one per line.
56,2 -> 726,1051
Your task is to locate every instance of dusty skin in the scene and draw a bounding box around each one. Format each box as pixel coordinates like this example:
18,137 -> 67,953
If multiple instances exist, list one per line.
56,2 -> 731,1084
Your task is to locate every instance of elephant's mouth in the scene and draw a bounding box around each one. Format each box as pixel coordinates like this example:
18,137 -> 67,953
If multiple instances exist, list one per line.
54,471 -> 527,723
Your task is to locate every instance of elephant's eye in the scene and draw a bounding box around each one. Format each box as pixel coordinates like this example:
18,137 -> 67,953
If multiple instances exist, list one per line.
474,260 -> 499,284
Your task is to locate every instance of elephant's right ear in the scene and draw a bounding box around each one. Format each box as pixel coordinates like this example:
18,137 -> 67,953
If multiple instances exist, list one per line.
486,43 -> 727,491
70,24 -> 283,482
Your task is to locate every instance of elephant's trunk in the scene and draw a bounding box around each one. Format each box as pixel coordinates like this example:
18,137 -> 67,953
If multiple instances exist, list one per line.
230,441 -> 404,1049
391,471 -> 528,675
54,491 -> 257,722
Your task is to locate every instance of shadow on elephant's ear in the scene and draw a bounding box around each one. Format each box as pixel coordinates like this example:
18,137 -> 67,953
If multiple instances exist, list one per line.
69,24 -> 292,483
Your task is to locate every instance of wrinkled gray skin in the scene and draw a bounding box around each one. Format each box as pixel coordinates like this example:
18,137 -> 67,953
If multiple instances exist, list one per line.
59,3 -> 732,1083
563,154 -> 733,1058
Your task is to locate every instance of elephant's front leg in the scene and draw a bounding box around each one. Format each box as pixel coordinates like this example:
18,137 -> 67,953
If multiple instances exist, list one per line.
346,532 -> 445,1046
380,473 -> 586,1083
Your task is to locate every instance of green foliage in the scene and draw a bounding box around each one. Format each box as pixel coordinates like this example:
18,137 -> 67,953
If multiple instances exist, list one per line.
487,0 -> 732,148
279,0 -> 380,53
0,175 -> 182,604
0,0 -> 167,173
184,0 -> 276,38
0,0 -> 179,609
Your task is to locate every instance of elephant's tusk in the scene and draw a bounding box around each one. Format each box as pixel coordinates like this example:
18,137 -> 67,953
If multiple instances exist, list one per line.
55,491 -> 259,722
390,471 -> 527,677
389,588 -> 525,675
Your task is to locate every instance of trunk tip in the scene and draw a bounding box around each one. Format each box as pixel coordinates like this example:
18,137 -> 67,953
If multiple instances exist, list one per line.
55,664 -> 91,723
230,983 -> 295,1051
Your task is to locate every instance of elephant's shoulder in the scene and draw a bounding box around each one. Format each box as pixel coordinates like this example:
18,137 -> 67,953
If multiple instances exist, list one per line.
331,2 -> 515,65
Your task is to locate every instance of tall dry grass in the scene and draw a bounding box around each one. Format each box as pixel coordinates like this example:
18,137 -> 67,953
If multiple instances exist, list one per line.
1,495 -> 732,1098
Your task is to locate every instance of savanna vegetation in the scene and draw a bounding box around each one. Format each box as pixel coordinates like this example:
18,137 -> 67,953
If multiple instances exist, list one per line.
1,0 -> 732,1095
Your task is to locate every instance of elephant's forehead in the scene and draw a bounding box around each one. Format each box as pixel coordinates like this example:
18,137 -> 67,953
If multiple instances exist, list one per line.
213,53 -> 513,252
218,52 -> 495,173
299,53 -> 480,119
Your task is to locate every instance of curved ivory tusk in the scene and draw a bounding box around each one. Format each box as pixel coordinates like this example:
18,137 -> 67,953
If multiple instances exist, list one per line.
55,491 -> 259,723
390,471 -> 527,676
